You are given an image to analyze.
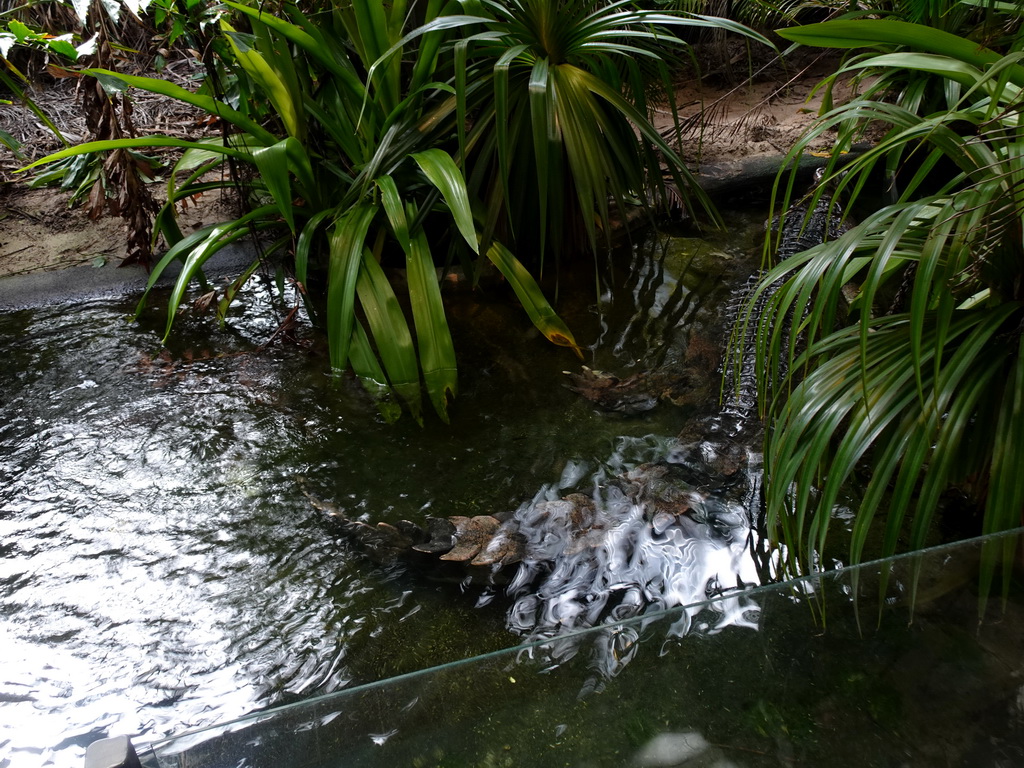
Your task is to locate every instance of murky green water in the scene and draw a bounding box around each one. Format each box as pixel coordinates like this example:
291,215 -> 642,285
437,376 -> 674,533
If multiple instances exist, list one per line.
0,217 -> 767,767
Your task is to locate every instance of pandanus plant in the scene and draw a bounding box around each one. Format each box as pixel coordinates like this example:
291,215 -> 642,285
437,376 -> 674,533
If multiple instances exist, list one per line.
22,0 -> 770,422
417,0 -> 770,261
21,0 -> 570,423
739,16 -> 1024,592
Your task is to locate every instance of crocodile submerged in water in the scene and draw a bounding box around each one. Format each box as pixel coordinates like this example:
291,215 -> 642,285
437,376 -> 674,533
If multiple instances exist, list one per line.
315,169 -> 847,662
568,166 -> 847,421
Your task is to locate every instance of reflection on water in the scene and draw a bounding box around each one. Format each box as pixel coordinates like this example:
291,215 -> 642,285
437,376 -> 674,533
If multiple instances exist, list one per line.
499,434 -> 763,683
0,301 -> 378,768
0,218 -> 767,768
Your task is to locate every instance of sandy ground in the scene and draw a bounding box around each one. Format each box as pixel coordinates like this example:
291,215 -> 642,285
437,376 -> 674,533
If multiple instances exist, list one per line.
0,53 -> 856,279
668,50 -> 857,167
0,183 -> 241,277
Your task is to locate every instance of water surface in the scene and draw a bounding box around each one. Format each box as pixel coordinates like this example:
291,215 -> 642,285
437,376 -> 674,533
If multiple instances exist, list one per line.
0,218 -> 765,767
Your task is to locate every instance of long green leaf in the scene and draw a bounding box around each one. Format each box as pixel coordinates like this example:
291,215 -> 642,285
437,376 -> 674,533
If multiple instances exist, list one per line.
327,205 -> 377,372
528,57 -> 554,261
572,65 -> 720,225
82,69 -> 278,145
406,227 -> 457,422
349,320 -> 404,424
295,208 -> 334,297
356,249 -> 423,421
842,52 -> 1010,98
0,67 -> 67,148
135,203 -> 279,316
375,174 -> 410,252
410,148 -> 479,252
494,44 -> 529,228
19,136 -> 253,173
223,22 -> 303,140
173,134 -> 257,175
777,20 -> 1024,86
243,3 -> 360,82
486,241 -> 582,357
253,141 -> 296,232
161,219 -> 275,343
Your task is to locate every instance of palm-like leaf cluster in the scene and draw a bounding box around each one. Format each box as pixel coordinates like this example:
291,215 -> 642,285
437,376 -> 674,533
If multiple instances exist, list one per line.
743,17 -> 1024,577
441,0 -> 768,259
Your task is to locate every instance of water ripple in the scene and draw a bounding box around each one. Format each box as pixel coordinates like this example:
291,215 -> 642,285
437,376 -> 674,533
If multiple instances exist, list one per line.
0,228 -> 762,768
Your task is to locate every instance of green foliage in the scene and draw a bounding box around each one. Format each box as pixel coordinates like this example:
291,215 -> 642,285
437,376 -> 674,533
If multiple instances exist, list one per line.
16,1 -> 550,421
2,21 -> 80,61
22,0 -> 770,423
0,0 -> 185,63
0,16 -> 78,151
1,0 -> 218,264
743,16 -> 1024,584
404,0 -> 775,261
665,0 -> 803,30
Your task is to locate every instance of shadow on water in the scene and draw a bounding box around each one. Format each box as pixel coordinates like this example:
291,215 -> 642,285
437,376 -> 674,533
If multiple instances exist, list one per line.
0,209 -> 865,768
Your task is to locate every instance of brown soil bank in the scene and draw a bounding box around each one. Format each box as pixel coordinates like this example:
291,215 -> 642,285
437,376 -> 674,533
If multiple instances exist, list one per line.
0,55 -> 855,281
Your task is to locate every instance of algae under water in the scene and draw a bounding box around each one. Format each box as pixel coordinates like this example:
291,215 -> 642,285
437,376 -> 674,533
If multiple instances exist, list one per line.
0,215 -> 766,768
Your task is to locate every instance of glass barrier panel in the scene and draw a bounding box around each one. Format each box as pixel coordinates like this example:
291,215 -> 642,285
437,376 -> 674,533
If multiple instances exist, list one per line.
138,529 -> 1024,768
